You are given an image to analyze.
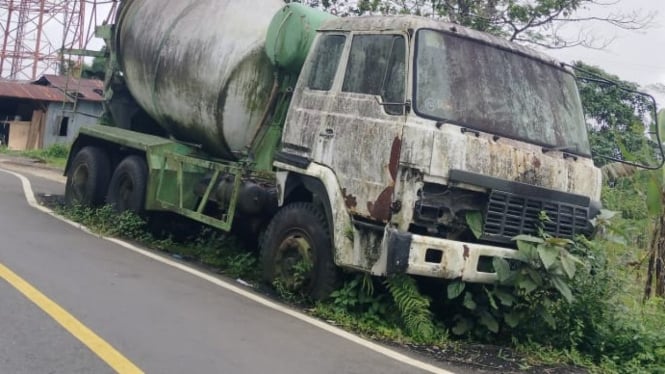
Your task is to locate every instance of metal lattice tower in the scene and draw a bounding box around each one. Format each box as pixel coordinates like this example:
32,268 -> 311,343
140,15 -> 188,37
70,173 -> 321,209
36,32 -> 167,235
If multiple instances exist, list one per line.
0,0 -> 117,81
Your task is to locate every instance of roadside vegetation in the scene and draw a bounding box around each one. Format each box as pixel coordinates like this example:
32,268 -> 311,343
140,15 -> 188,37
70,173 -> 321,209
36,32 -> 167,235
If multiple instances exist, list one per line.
0,143 -> 69,169
51,172 -> 665,373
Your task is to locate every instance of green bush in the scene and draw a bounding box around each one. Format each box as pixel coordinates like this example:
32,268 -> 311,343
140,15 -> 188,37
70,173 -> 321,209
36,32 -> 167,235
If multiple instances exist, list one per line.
40,143 -> 70,159
438,214 -> 665,372
516,237 -> 665,372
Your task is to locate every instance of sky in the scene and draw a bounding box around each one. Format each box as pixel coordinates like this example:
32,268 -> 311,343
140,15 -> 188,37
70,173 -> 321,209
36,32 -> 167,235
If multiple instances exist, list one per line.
545,0 -> 665,98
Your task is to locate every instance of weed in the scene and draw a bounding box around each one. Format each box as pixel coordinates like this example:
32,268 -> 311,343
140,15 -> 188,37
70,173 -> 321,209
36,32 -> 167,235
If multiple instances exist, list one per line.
271,258 -> 314,304
0,144 -> 70,168
55,204 -> 258,282
385,274 -> 438,343
224,253 -> 257,278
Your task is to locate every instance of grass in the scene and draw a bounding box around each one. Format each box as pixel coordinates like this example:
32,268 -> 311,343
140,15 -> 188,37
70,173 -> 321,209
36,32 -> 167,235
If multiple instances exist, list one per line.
54,204 -> 259,281
0,143 -> 70,169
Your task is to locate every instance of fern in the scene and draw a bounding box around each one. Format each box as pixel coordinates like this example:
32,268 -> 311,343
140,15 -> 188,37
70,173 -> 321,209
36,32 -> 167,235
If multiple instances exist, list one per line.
385,274 -> 436,342
360,273 -> 374,296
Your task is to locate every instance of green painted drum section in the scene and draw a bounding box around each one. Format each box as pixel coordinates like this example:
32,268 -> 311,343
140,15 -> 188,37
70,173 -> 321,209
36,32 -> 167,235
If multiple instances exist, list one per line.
265,3 -> 336,73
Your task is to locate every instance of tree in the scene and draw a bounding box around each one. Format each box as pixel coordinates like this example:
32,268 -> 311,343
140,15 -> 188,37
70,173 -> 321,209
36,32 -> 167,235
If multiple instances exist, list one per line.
574,66 -> 663,301
645,109 -> 665,300
574,61 -> 656,167
295,0 -> 654,49
81,47 -> 108,81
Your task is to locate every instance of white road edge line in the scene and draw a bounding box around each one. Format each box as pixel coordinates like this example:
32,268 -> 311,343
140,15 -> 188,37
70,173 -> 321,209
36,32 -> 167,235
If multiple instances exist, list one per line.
0,167 -> 456,374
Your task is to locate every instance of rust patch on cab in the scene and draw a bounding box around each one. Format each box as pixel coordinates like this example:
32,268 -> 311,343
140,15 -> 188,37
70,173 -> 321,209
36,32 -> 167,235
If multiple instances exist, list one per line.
367,137 -> 402,222
463,245 -> 470,260
341,188 -> 358,209
389,137 -> 402,180
367,186 -> 394,222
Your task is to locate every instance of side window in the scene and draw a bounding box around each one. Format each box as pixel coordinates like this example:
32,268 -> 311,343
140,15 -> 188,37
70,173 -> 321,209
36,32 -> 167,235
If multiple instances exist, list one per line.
307,34 -> 346,91
342,34 -> 406,115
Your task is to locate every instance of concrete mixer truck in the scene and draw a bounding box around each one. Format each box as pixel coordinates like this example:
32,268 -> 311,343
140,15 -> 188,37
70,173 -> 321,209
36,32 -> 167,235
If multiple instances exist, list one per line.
64,0 -> 604,299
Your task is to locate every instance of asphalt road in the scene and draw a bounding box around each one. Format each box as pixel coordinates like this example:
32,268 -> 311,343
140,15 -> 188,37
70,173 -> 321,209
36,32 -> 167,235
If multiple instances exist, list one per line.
0,165 -> 471,374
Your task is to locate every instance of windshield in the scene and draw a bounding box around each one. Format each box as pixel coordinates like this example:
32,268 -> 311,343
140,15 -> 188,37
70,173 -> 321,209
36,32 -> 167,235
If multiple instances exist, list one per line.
414,29 -> 591,155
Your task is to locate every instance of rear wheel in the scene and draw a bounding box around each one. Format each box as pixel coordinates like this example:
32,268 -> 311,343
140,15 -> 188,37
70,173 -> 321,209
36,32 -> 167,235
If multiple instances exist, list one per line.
65,146 -> 110,207
260,202 -> 338,300
106,155 -> 148,214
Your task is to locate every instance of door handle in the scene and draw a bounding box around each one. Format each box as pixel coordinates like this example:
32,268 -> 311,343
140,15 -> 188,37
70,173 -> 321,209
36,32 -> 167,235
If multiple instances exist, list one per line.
319,128 -> 335,138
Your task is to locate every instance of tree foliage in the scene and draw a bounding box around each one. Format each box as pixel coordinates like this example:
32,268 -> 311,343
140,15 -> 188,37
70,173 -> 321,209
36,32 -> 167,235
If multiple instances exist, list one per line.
294,0 -> 653,49
574,62 -> 656,167
81,47 -> 108,81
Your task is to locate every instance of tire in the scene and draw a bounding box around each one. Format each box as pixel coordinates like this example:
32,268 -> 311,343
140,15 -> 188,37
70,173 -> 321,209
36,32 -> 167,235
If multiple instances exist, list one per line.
64,146 -> 111,207
106,155 -> 148,213
260,202 -> 338,300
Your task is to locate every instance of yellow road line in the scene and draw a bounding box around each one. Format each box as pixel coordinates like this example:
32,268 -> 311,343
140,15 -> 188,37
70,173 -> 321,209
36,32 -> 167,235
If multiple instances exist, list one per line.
0,262 -> 143,374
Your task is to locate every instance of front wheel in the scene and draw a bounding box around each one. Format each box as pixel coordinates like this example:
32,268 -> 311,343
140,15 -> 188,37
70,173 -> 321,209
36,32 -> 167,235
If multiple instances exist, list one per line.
260,202 -> 338,300
106,155 -> 148,214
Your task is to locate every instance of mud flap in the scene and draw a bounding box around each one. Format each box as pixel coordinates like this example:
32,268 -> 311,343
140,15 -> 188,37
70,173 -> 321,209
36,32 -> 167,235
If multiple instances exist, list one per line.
385,228 -> 412,275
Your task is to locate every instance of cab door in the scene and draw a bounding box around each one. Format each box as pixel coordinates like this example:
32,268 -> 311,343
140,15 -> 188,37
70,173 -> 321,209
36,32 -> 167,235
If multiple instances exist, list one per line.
315,33 -> 408,223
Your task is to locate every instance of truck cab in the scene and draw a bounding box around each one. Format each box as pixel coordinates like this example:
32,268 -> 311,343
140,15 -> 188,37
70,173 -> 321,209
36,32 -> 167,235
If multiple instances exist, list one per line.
274,16 -> 601,284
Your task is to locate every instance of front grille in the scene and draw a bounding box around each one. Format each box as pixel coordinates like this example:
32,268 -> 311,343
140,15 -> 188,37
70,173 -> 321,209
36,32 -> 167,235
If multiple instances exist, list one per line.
482,190 -> 590,244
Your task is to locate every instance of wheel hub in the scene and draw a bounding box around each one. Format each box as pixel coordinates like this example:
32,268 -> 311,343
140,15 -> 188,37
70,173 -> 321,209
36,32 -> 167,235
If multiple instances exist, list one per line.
117,175 -> 134,208
274,233 -> 314,291
70,164 -> 89,201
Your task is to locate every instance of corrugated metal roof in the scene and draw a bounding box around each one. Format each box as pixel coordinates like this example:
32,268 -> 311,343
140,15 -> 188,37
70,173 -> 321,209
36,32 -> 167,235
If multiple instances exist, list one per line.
0,81 -> 72,103
35,75 -> 104,102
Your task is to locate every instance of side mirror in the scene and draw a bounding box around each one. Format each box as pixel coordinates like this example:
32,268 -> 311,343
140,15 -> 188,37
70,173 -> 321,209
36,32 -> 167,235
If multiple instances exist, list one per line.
570,64 -> 665,170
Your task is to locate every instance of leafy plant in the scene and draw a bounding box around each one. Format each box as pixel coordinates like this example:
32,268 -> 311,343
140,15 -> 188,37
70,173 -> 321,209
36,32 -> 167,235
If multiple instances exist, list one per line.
324,273 -> 445,344
447,213 -> 585,339
330,274 -> 388,318
445,207 -> 665,372
465,210 -> 483,239
58,203 -> 149,240
385,274 -> 437,342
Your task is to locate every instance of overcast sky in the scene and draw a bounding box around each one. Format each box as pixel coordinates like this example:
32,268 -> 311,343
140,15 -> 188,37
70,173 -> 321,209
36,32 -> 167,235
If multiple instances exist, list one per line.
546,0 -> 664,87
